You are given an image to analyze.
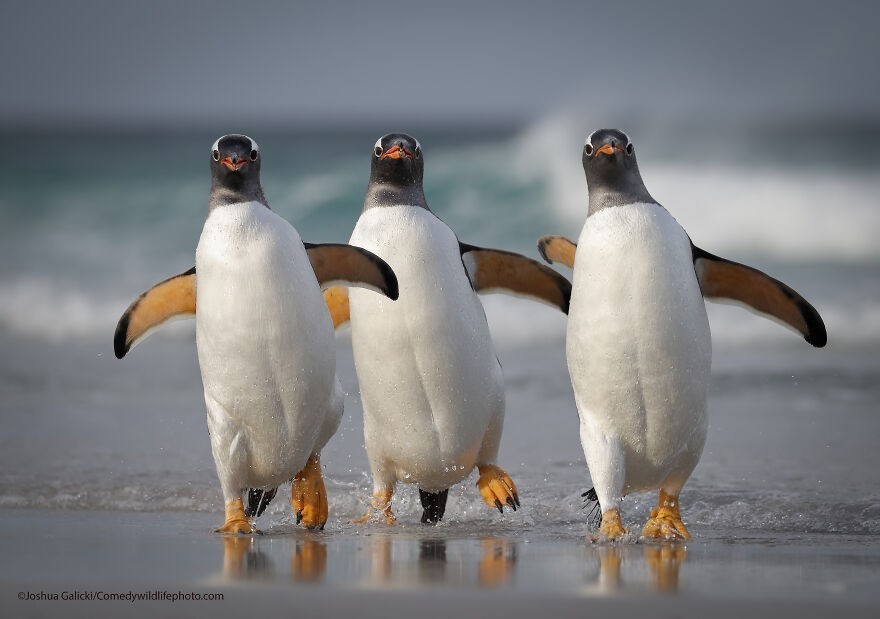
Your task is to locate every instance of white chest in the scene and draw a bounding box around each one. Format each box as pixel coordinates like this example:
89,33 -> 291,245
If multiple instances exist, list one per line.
566,203 -> 711,452
194,202 -> 334,409
346,206 -> 503,484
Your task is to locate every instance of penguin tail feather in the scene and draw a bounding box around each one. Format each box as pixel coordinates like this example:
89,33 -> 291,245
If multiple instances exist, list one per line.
419,488 -> 449,525
581,487 -> 602,528
245,488 -> 278,518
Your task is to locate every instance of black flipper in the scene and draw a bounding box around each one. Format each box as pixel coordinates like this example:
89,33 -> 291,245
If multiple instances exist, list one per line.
245,488 -> 278,518
691,243 -> 827,347
459,242 -> 571,314
419,488 -> 449,524
113,267 -> 196,359
303,242 -> 399,300
581,487 -> 601,528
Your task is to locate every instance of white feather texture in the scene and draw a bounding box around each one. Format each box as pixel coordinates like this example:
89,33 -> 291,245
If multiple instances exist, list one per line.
195,202 -> 342,501
566,203 -> 711,509
348,206 -> 504,492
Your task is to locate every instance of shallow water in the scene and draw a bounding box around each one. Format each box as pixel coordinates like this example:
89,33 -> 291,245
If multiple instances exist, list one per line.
1,332 -> 878,542
1,508 -> 877,611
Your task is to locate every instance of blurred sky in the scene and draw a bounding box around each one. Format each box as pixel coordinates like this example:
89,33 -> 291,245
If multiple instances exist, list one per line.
2,0 -> 879,131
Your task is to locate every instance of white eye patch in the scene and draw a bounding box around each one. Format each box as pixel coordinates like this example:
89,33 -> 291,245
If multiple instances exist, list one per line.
585,130 -> 632,150
210,135 -> 259,155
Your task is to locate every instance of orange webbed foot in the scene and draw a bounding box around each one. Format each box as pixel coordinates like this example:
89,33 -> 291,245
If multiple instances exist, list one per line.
352,488 -> 396,525
641,490 -> 691,540
476,464 -> 520,514
291,454 -> 329,530
215,498 -> 260,535
590,507 -> 629,543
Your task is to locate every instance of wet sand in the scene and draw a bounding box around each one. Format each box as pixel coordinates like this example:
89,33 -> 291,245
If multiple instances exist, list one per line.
1,508 -> 877,619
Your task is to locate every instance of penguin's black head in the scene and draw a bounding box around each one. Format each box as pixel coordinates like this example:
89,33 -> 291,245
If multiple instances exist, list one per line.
582,129 -> 654,213
370,133 -> 424,186
582,128 -> 635,174
208,134 -> 267,209
210,134 -> 261,188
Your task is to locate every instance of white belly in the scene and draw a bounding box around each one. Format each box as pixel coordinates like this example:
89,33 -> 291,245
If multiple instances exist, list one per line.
348,206 -> 503,490
195,202 -> 339,488
566,203 -> 711,494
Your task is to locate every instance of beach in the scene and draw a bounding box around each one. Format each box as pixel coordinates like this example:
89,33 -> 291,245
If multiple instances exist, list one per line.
1,508 -> 878,618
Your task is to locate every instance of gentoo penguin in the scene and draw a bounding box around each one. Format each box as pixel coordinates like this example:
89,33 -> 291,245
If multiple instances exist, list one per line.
113,134 -> 399,533
537,128 -> 826,541
344,133 -> 572,524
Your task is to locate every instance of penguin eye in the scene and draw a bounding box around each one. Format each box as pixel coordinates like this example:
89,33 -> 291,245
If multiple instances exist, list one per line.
626,143 -> 634,156
250,149 -> 259,162
584,144 -> 594,156
212,149 -> 220,162
414,145 -> 422,159
374,145 -> 383,157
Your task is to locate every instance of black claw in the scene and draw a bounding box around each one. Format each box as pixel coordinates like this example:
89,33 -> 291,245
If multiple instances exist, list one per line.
296,511 -> 303,525
514,493 -> 521,507
494,499 -> 504,514
506,497 -> 517,511
319,523 -> 325,531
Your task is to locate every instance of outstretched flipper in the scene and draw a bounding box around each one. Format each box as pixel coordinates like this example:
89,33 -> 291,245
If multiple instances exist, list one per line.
691,244 -> 827,347
304,242 -> 399,300
113,268 -> 196,359
114,244 -> 389,358
460,243 -> 571,313
536,235 -> 577,270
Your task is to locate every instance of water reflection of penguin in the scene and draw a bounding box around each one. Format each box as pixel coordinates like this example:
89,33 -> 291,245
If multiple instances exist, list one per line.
219,535 -> 327,583
221,537 -> 273,580
363,534 -> 518,587
478,538 -> 517,587
418,539 -> 447,582
585,543 -> 687,593
291,539 -> 327,583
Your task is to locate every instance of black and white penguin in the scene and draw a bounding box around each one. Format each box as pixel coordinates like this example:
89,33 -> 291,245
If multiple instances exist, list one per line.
343,133 -> 572,524
114,134 -> 399,533
538,128 -> 826,541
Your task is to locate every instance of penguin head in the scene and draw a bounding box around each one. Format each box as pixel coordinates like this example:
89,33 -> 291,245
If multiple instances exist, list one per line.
582,128 -> 637,180
370,133 -> 424,186
582,129 -> 653,211
210,134 -> 262,191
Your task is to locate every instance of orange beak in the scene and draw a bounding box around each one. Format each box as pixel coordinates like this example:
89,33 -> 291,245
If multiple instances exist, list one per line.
595,144 -> 622,156
380,145 -> 414,160
220,157 -> 248,171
